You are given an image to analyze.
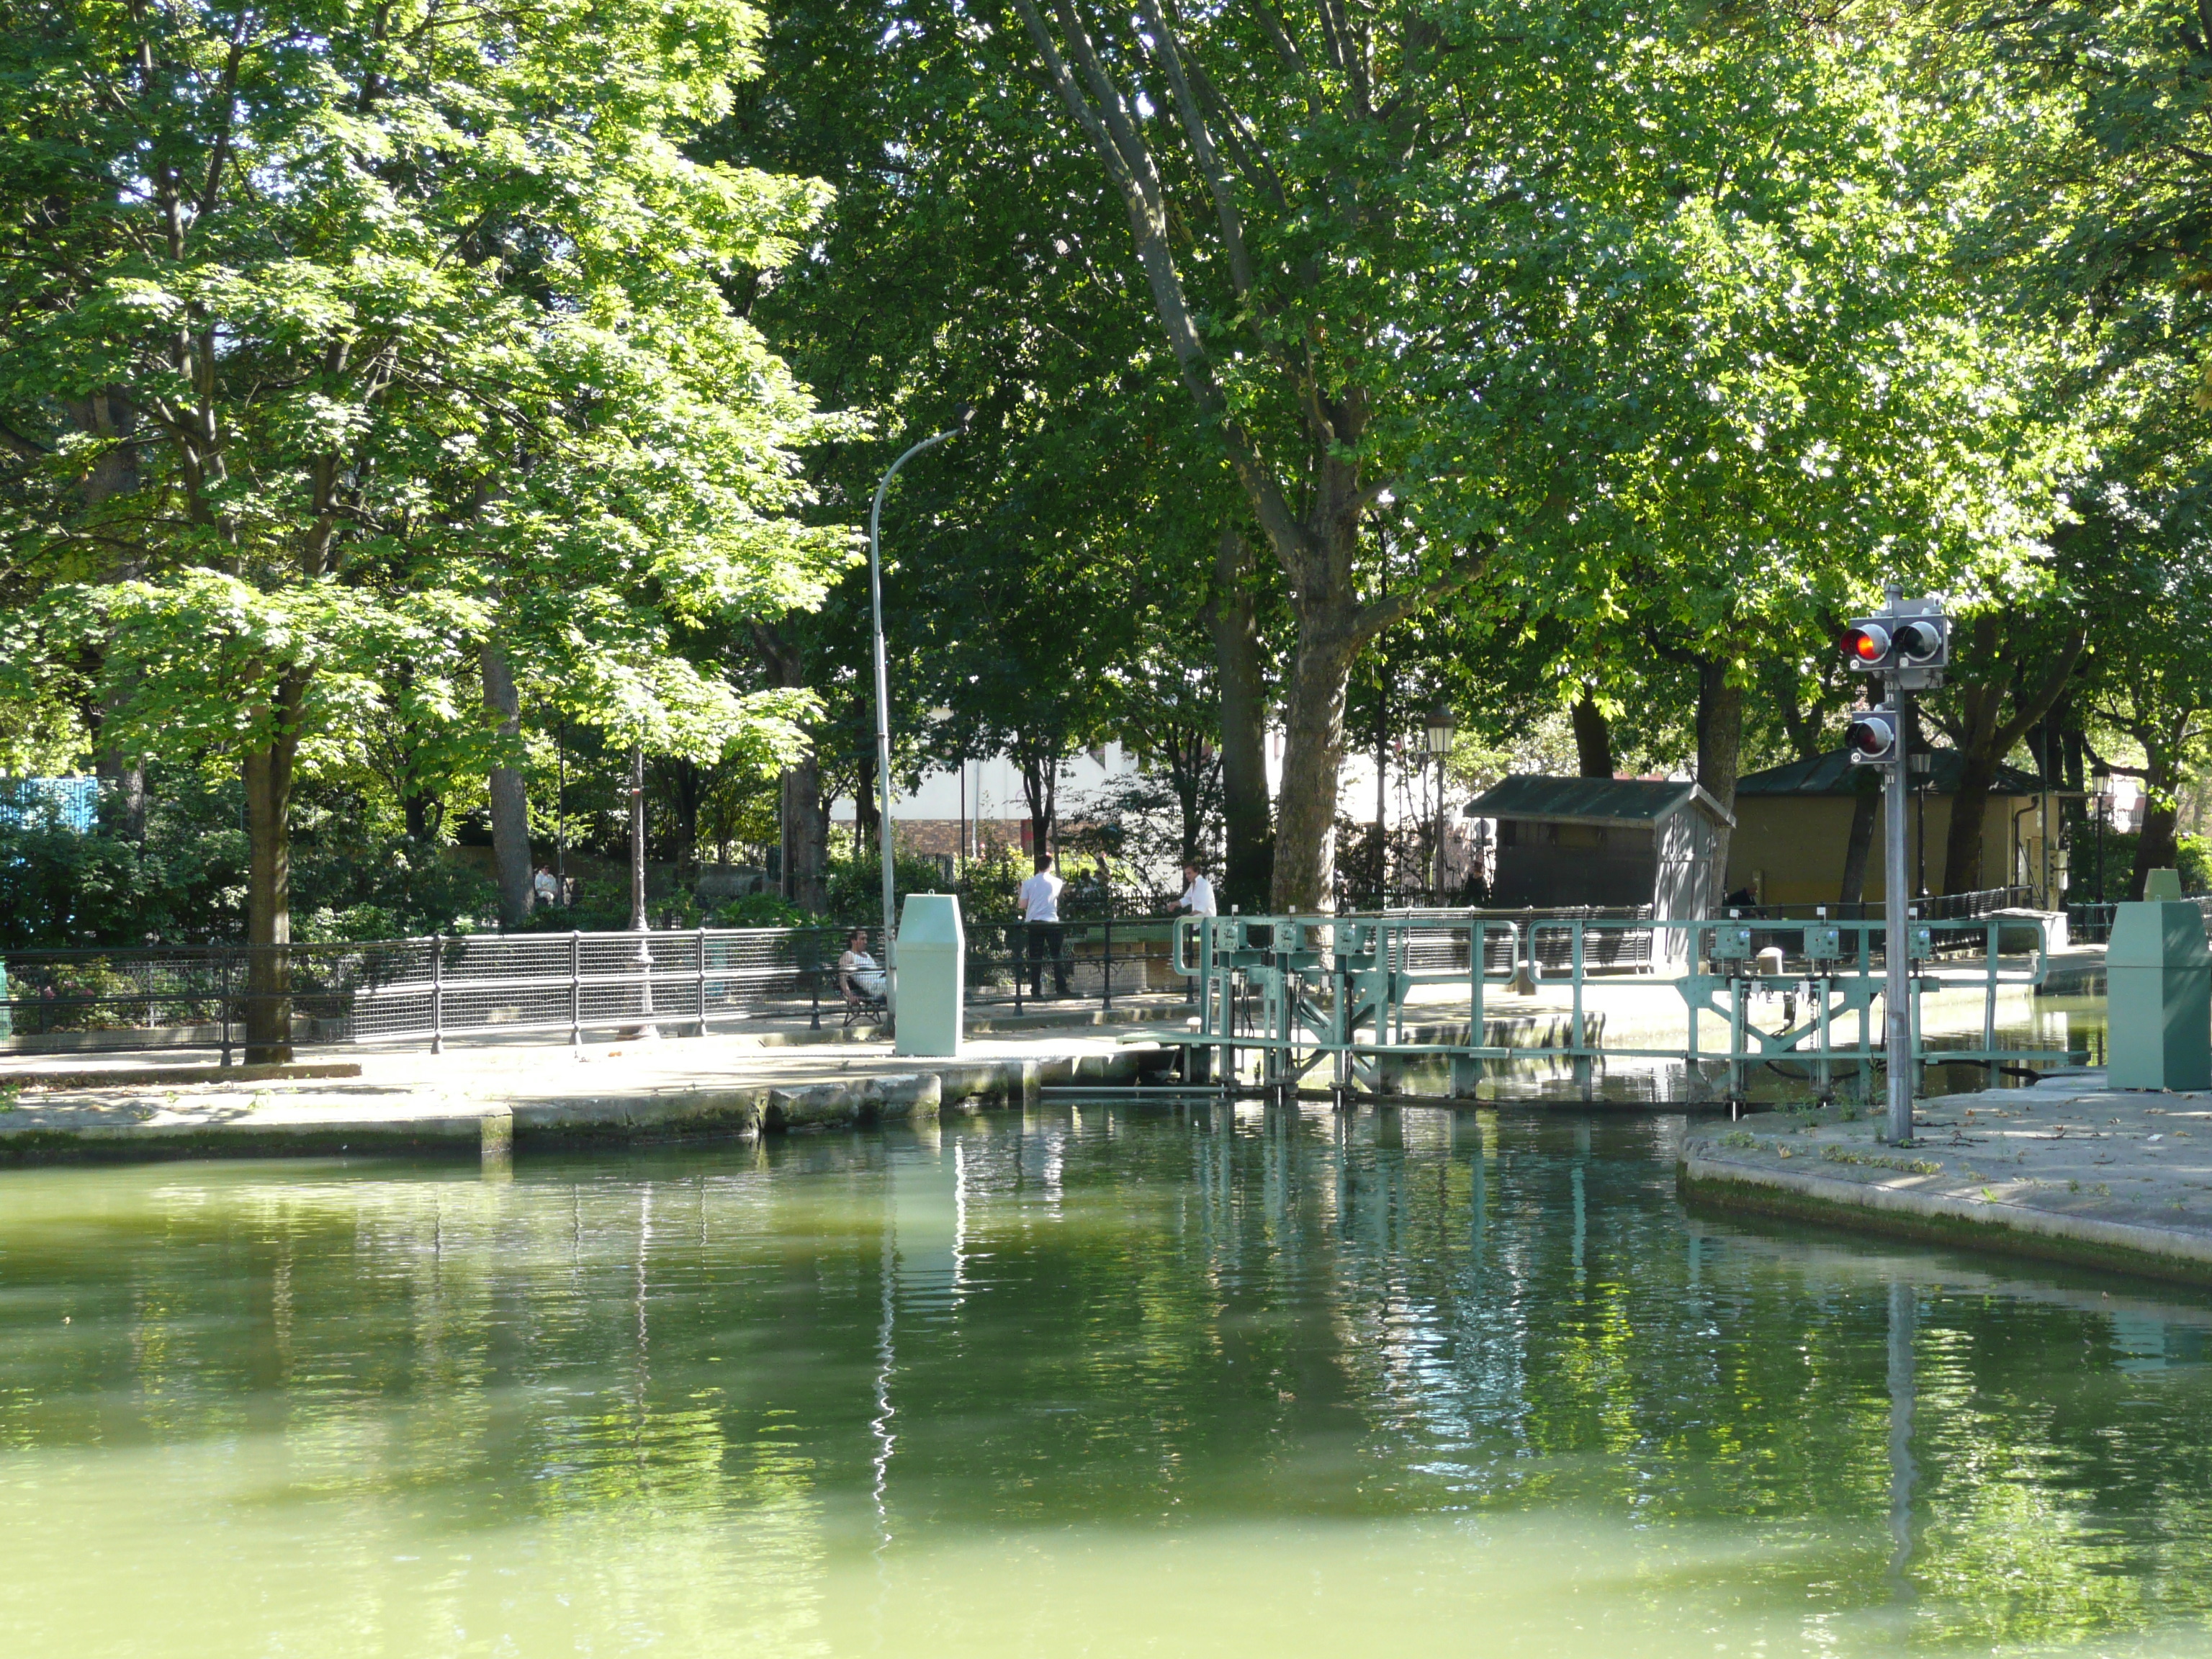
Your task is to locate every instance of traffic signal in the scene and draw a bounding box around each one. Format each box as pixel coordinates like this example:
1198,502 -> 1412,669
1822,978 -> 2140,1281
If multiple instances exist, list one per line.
1846,709 -> 1900,765
1841,614 -> 1948,671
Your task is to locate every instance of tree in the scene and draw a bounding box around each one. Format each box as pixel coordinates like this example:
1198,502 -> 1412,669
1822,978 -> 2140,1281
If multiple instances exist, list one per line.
1,0 -> 848,1054
1003,0 -> 1512,909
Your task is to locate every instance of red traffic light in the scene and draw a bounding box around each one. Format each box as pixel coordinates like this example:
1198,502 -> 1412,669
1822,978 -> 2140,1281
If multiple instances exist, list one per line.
1841,623 -> 1891,664
1846,711 -> 1899,763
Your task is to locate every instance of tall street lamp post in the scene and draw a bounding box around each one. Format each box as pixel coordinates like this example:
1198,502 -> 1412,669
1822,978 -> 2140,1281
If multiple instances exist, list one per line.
868,407 -> 969,1027
1424,701 -> 1457,899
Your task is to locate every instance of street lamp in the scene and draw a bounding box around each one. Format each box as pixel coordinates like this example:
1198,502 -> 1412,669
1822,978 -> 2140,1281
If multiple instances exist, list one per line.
1424,701 -> 1457,898
868,404 -> 971,1028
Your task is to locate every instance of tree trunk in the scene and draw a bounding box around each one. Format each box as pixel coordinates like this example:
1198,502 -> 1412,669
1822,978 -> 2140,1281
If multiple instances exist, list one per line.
402,788 -> 439,842
855,742 -> 879,847
1270,620 -> 1359,911
240,677 -> 304,1064
1840,778 -> 1877,904
71,388 -> 148,838
1204,531 -> 1272,909
673,759 -> 703,890
481,644 -> 534,930
2129,731 -> 2184,900
1940,626 -> 2082,894
1018,745 -> 1059,858
1694,660 -> 1743,906
751,624 -> 828,913
781,765 -> 828,913
1571,693 -> 1614,778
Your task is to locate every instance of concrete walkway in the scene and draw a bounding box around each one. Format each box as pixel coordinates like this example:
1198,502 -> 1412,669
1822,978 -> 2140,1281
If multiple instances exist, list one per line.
0,1028 -> 1177,1162
1681,1071 -> 2212,1285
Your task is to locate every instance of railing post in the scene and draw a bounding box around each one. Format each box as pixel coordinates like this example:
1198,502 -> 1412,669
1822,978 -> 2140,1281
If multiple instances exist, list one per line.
570,930 -> 583,1053
1983,917 -> 1999,1067
430,932 -> 444,1055
635,924 -> 658,1040
220,945 -> 234,1069
809,930 -> 822,1031
1014,924 -> 1025,1015
695,925 -> 709,1037
1102,903 -> 1113,1014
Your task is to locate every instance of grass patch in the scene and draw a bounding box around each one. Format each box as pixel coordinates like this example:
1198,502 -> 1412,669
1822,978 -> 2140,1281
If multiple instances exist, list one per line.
1822,1143 -> 1943,1177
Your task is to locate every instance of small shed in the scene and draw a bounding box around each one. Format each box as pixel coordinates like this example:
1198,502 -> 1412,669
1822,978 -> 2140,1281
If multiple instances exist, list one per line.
1465,777 -> 1734,925
1727,750 -> 2052,904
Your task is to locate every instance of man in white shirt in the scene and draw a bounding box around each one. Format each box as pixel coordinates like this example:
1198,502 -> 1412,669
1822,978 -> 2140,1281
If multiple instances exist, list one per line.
1018,853 -> 1070,998
1175,863 -> 1216,917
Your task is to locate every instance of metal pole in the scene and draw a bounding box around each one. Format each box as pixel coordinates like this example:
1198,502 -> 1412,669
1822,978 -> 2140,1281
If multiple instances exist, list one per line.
630,746 -> 647,930
631,746 -> 657,1039
1885,684 -> 1914,1142
868,421 -> 961,1030
570,930 -> 583,1052
696,925 -> 709,1038
431,932 -> 444,1056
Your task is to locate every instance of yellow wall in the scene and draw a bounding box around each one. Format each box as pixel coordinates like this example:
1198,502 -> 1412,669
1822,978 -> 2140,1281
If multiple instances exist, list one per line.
1725,793 -> 2054,904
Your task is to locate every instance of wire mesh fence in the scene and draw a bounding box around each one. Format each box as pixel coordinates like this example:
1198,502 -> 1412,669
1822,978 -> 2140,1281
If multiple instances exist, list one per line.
0,885 -> 2102,1061
0,915 -> 1192,1058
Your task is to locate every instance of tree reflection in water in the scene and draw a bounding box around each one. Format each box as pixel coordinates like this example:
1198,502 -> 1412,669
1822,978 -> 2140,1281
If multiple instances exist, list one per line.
1,1107 -> 2209,1657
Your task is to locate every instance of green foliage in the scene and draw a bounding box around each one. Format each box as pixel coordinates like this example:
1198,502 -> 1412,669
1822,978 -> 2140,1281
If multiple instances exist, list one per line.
0,773 -> 497,946
822,851 -> 956,924
712,891 -> 809,928
0,0 -> 853,949
0,774 -> 244,948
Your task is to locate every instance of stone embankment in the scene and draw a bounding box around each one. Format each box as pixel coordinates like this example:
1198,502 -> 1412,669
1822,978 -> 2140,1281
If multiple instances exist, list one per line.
0,1032 -> 1174,1163
1681,1070 -> 2212,1285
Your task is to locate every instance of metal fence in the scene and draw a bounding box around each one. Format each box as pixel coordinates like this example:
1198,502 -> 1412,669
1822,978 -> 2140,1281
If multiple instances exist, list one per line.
0,886 -> 2098,1061
2067,894 -> 2212,945
0,914 -> 1197,1058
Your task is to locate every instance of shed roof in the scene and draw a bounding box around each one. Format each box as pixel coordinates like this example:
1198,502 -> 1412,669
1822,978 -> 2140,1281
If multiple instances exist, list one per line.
1735,749 -> 2048,799
1465,775 -> 1735,829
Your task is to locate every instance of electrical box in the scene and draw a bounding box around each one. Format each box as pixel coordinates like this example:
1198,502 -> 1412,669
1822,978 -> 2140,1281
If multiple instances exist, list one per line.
893,893 -> 965,1058
2106,900 -> 2212,1091
1804,926 -> 1843,961
1712,925 -> 1753,961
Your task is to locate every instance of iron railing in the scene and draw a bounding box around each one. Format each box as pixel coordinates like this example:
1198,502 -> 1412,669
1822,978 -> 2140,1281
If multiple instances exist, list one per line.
0,914 -> 1197,1058
2067,894 -> 2212,945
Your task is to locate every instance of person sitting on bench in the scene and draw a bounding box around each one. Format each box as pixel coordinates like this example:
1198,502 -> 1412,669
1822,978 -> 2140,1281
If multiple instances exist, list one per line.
837,928 -> 886,1008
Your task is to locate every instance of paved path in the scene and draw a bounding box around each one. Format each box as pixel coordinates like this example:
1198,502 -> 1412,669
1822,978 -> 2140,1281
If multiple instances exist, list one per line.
0,1028 -> 1176,1162
1681,1071 -> 2212,1285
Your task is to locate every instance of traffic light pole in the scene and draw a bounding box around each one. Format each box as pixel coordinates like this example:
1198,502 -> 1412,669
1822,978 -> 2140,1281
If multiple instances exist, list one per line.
1842,582 -> 1947,1145
1884,685 -> 1914,1143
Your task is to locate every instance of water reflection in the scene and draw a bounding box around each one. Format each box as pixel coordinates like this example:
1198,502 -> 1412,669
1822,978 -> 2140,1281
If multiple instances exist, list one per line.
1,1105 -> 2209,1657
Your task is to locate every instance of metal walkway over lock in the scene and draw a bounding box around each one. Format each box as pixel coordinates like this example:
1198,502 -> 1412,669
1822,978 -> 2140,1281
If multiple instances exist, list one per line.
1164,910 -> 2076,1103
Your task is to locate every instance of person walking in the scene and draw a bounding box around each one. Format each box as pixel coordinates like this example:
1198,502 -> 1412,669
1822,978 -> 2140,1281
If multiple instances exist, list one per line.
1019,852 -> 1069,998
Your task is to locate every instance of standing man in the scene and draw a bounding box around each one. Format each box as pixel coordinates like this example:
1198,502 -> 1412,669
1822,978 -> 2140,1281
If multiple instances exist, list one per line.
1019,852 -> 1069,998
1175,862 -> 1216,917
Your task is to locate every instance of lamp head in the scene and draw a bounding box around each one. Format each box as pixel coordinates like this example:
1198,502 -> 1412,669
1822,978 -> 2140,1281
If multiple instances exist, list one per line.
950,400 -> 975,435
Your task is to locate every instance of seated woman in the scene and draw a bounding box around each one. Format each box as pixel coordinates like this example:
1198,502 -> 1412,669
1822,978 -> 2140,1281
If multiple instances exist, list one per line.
837,930 -> 886,1000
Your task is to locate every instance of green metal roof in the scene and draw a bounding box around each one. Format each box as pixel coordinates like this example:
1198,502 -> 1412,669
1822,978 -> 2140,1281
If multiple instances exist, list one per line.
1465,775 -> 1733,827
1734,749 -> 2047,799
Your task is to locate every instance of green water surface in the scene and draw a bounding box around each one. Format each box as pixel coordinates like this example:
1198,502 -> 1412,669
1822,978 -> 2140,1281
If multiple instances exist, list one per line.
4,1105 -> 2211,1657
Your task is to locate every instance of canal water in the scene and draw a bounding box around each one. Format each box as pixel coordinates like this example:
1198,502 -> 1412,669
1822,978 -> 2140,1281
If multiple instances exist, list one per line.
5,1105 -> 2210,1658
